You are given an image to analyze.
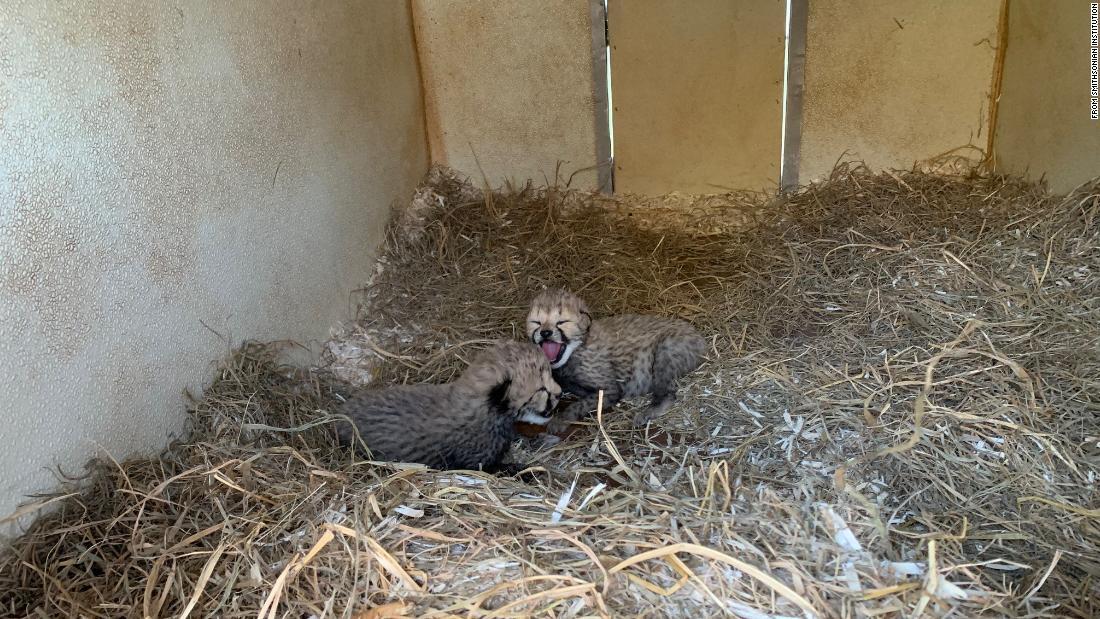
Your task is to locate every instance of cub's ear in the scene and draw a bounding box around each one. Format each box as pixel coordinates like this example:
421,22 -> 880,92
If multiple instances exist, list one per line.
463,347 -> 509,383
488,378 -> 513,410
579,308 -> 593,331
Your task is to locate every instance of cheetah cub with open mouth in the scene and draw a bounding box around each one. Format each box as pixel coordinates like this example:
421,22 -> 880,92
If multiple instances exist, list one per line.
526,288 -> 706,432
335,340 -> 561,474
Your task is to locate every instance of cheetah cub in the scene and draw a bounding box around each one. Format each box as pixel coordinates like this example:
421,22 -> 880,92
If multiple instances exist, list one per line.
527,289 -> 706,431
335,340 -> 561,474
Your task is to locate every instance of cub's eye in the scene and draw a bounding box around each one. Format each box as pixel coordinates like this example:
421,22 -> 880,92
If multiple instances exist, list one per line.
555,320 -> 571,325
529,320 -> 541,325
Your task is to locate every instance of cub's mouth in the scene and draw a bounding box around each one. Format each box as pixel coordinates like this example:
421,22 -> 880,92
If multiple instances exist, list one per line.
539,340 -> 565,364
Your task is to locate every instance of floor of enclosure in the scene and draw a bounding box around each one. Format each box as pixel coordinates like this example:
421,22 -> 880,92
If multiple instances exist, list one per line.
3,165 -> 1098,618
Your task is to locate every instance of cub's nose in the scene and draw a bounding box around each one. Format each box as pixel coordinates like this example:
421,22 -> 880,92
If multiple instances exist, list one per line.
539,329 -> 554,340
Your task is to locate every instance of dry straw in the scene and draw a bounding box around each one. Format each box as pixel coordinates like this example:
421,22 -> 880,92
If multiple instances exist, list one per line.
2,163 -> 1098,618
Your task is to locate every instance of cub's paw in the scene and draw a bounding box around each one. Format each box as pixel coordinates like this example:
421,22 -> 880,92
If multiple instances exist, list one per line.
546,417 -> 573,436
502,463 -> 545,484
563,401 -> 594,421
533,433 -> 563,449
634,399 -> 674,427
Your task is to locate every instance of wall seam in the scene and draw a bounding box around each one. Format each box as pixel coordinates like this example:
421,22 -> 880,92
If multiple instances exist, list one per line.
589,0 -> 613,193
985,0 -> 1011,173
407,0 -> 435,167
781,0 -> 808,192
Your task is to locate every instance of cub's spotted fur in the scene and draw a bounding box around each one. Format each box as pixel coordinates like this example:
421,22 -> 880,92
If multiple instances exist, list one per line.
336,340 -> 561,473
527,289 -> 705,430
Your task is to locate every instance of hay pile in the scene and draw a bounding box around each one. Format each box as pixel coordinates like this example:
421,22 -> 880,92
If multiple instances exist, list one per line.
2,164 -> 1098,618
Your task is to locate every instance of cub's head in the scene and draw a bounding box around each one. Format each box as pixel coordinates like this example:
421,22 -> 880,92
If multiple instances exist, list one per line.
526,288 -> 591,369
463,340 -> 561,419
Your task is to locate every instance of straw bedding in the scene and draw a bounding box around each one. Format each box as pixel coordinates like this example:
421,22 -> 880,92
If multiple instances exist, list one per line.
2,164 -> 1098,618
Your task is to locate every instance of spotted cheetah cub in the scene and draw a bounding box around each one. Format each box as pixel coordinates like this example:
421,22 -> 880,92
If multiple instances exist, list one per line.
527,289 -> 706,431
335,340 -> 561,473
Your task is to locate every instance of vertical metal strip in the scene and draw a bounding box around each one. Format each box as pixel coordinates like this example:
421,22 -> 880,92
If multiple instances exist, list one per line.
589,0 -> 613,193
781,0 -> 808,192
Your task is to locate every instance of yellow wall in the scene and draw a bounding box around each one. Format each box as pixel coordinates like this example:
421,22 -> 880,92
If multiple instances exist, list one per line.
412,0 -> 602,190
608,0 -> 786,195
799,0 -> 1001,182
994,0 -> 1100,193
0,1 -> 427,526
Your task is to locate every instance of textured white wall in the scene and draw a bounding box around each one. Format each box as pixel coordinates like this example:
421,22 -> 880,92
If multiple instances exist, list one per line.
0,0 -> 427,527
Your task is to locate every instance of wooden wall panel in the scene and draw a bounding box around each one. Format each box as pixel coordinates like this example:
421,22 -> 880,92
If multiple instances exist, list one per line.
994,0 -> 1100,193
799,0 -> 1001,182
413,0 -> 604,190
608,0 -> 786,194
